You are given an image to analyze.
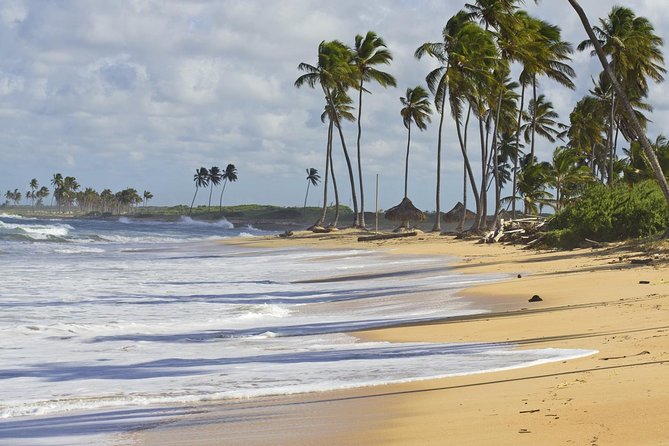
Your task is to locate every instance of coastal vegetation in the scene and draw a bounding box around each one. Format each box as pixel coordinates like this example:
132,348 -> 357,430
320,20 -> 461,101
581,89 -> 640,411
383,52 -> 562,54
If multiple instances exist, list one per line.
292,0 -> 669,242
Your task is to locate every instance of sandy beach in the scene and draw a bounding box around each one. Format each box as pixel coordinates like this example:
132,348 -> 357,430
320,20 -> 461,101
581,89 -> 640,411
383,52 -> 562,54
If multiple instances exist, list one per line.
134,230 -> 669,445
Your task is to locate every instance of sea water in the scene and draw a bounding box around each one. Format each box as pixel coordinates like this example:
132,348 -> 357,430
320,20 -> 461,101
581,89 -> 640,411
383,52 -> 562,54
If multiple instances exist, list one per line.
0,213 -> 595,445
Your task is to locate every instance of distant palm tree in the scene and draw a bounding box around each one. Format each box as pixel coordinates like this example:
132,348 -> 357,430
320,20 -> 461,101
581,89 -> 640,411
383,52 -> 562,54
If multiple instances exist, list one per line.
190,167 -> 209,215
207,166 -> 222,211
28,179 -> 38,206
303,168 -> 321,210
399,86 -> 432,198
51,173 -> 63,207
351,31 -> 397,228
547,146 -> 593,211
143,190 -> 153,207
218,164 -> 238,212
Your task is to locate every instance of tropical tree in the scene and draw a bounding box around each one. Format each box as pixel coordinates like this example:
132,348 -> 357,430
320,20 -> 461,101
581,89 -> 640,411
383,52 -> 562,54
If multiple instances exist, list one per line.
318,88 -> 355,227
567,95 -> 606,176
521,94 -> 567,147
51,173 -> 63,207
35,186 -> 49,206
28,179 -> 38,206
577,6 -> 665,185
568,0 -> 669,224
351,30 -> 397,228
190,167 -> 209,215
207,166 -> 222,211
547,146 -> 594,211
296,40 -> 360,226
517,156 -> 552,215
303,168 -> 321,210
399,86 -> 432,199
218,164 -> 238,211
143,190 -> 153,207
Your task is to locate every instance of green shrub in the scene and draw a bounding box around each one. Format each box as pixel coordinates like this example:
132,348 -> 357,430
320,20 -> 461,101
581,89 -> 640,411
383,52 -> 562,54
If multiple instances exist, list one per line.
547,180 -> 669,246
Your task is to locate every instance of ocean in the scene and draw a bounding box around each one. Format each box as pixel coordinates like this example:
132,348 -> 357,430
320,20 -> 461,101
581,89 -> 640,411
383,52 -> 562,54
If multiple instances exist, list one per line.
0,213 -> 595,445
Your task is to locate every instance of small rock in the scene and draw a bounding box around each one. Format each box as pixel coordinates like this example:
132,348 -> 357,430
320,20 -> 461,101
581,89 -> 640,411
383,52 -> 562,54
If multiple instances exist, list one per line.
639,280 -> 650,284
529,294 -> 543,302
517,274 -> 522,278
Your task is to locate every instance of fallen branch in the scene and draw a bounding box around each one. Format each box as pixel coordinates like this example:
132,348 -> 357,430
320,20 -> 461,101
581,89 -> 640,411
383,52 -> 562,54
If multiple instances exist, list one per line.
358,231 -> 417,242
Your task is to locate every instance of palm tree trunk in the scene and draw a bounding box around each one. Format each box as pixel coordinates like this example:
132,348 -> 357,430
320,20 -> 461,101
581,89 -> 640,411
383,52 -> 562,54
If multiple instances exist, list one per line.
568,0 -> 669,230
329,137 -> 340,227
303,182 -> 310,210
218,180 -> 228,212
492,90 -> 503,228
455,106 -> 480,229
476,115 -> 487,231
189,186 -> 198,215
404,122 -> 411,199
317,120 -> 334,226
608,91 -> 616,185
530,75 -> 537,159
433,94 -> 446,232
208,185 -> 214,211
512,82 -> 526,218
459,106 -> 472,232
356,79 -> 366,228
325,86 -> 359,227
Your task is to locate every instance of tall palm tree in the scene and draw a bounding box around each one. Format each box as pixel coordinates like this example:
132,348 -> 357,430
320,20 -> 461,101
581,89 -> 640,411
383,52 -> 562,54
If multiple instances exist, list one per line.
207,166 -> 222,211
577,6 -> 665,185
28,179 -> 38,206
517,156 -> 552,215
50,173 -> 63,207
303,168 -> 321,210
190,167 -> 209,215
351,31 -> 397,228
218,163 -> 238,211
568,0 -> 669,220
318,88 -> 355,227
296,40 -> 360,226
143,190 -> 153,207
415,10 -> 475,232
400,86 -> 432,199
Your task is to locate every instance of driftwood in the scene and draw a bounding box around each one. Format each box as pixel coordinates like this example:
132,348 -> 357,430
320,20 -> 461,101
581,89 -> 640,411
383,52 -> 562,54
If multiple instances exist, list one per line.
481,217 -> 548,245
358,231 -> 417,242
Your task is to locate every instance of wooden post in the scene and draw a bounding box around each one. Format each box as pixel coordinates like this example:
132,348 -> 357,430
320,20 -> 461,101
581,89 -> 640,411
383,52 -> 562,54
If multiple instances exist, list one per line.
375,173 -> 379,234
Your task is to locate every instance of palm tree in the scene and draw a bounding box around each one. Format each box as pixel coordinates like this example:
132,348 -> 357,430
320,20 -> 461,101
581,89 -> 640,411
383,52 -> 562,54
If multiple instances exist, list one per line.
190,167 -> 209,215
35,186 -> 49,206
143,190 -> 153,207
415,10 -> 475,232
521,94 -> 567,146
28,179 -> 38,206
218,164 -> 238,211
567,96 -> 606,176
318,88 -> 355,227
296,40 -> 360,226
207,166 -> 222,211
50,173 -> 63,207
400,86 -> 432,199
577,6 -> 665,185
568,0 -> 669,220
303,168 -> 321,210
547,146 -> 593,211
351,31 -> 397,228
517,156 -> 552,215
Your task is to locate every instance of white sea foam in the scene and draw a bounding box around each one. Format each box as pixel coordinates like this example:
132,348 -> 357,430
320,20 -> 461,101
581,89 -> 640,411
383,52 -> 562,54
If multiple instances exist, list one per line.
178,215 -> 234,228
0,213 -> 36,220
0,220 -> 72,239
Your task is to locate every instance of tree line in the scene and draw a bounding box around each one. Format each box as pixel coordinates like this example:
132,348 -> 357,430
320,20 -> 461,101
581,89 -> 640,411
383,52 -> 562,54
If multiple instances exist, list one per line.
295,0 -> 669,233
2,174 -> 153,215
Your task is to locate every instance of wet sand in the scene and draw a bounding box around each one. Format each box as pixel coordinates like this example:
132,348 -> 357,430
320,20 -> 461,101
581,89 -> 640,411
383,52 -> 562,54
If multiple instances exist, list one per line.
133,230 -> 669,445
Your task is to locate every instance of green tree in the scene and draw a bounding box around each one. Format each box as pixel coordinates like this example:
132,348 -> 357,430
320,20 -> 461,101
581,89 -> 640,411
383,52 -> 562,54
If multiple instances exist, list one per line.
296,40 -> 360,226
28,179 -> 38,206
51,173 -> 63,207
521,94 -> 566,146
547,146 -> 594,211
303,168 -> 321,210
399,86 -> 432,199
218,164 -> 238,211
143,190 -> 153,207
517,156 -> 552,215
190,167 -> 209,215
351,31 -> 396,228
207,166 -> 222,211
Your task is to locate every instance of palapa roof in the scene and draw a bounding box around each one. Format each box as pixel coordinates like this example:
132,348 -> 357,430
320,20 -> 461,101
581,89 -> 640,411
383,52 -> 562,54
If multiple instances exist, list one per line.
384,197 -> 427,222
442,201 -> 476,222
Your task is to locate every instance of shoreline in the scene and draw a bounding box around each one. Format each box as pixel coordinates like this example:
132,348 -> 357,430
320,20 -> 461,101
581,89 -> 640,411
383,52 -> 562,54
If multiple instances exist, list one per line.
134,230 -> 669,445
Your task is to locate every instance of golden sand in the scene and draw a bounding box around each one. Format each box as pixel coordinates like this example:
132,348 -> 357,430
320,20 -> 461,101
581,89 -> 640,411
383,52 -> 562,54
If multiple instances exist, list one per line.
134,230 -> 669,445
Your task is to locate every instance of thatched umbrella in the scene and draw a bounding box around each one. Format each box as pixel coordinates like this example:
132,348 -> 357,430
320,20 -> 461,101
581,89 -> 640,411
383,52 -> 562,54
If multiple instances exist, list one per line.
442,202 -> 475,223
384,197 -> 426,229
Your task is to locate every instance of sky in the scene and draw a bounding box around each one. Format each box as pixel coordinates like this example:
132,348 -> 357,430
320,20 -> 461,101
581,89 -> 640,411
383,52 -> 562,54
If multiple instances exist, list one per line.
1,0 -> 668,211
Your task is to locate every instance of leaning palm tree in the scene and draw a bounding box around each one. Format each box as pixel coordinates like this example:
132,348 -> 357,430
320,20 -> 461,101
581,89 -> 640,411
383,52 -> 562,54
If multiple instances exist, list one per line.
303,168 -> 321,211
218,164 -> 238,211
296,40 -> 360,226
351,31 -> 397,228
399,86 -> 432,198
190,167 -> 209,215
568,0 -> 669,224
207,166 -> 222,211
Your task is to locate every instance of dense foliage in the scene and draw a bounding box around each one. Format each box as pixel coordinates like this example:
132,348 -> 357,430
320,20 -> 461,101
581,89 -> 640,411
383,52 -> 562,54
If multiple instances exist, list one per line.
547,180 -> 669,247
